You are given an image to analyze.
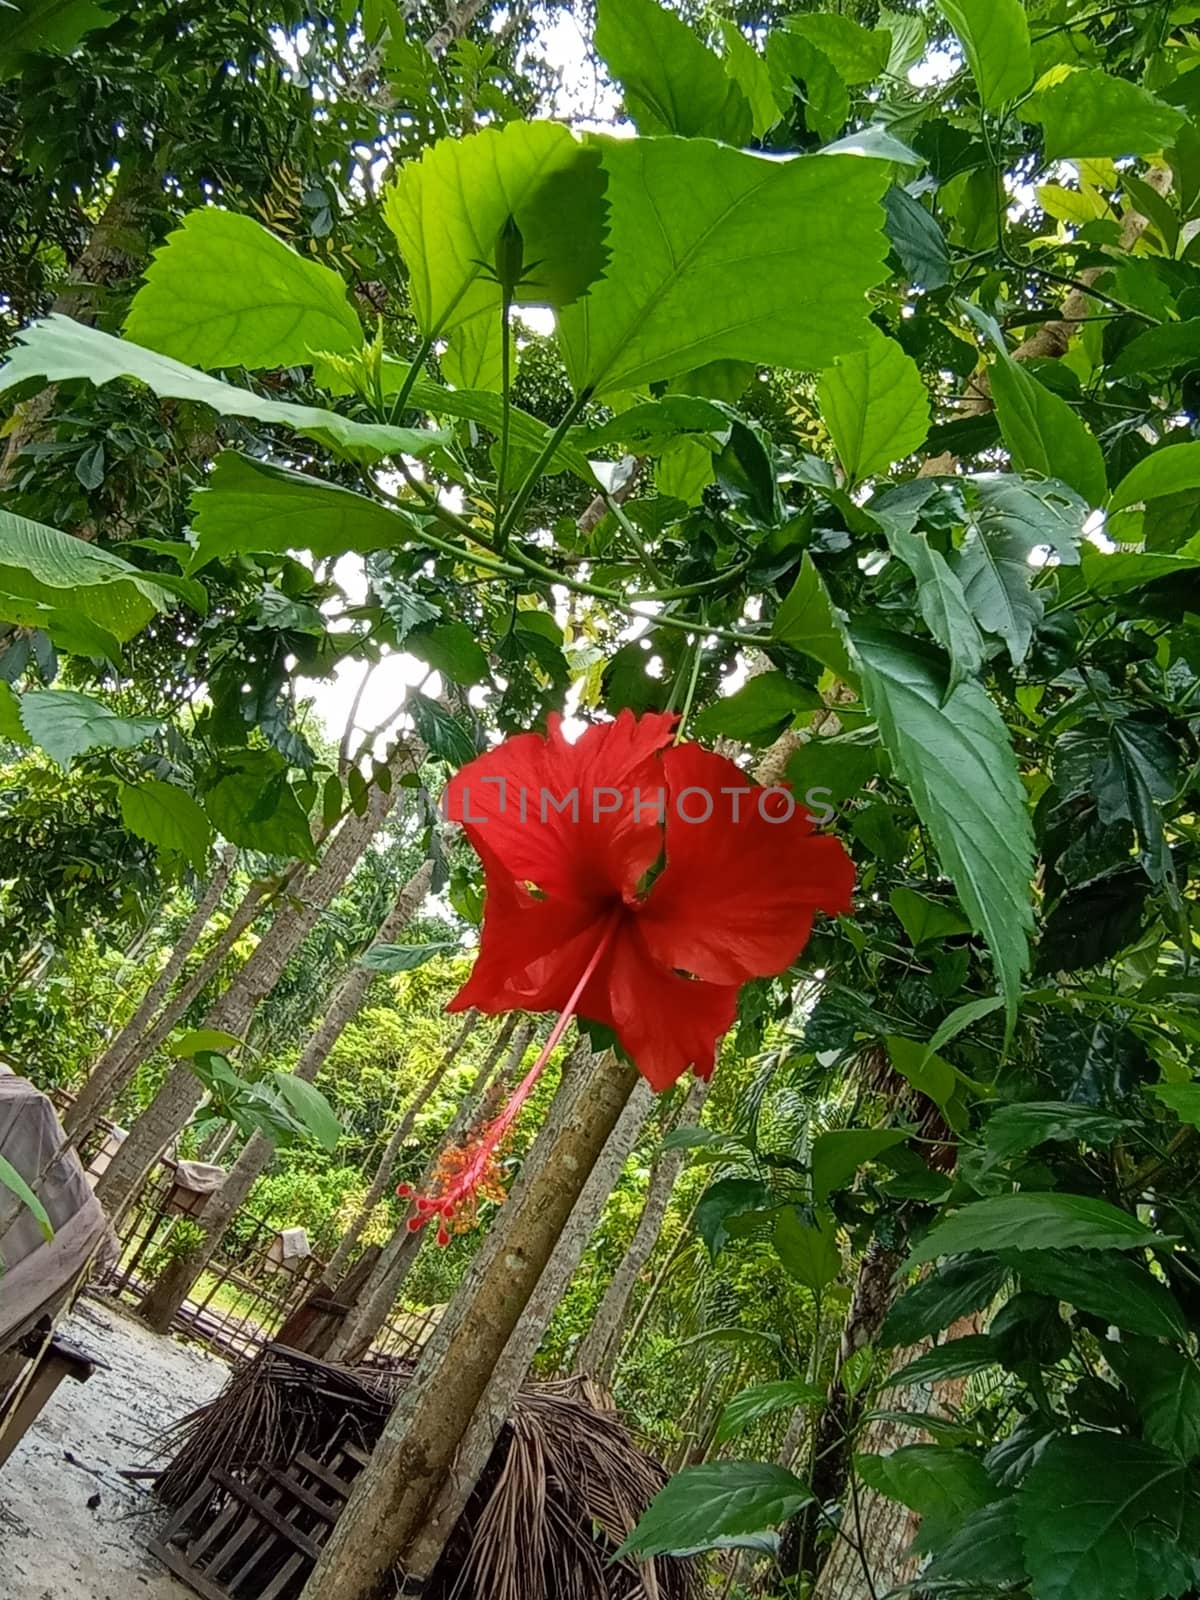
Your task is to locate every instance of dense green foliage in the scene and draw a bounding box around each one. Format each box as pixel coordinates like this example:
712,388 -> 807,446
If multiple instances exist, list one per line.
9,0 -> 1200,1595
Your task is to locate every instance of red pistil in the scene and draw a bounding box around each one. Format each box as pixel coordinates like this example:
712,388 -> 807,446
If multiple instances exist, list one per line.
398,909 -> 621,1245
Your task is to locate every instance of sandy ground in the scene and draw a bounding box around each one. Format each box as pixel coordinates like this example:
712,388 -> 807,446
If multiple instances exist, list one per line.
0,1296 -> 229,1600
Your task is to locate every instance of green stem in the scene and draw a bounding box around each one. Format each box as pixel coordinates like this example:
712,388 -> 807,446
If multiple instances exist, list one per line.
497,389 -> 592,544
495,297 -> 513,542
673,628 -> 706,742
387,333 -> 436,425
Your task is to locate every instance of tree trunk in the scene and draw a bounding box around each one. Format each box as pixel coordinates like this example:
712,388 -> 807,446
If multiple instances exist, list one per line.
573,1073 -> 708,1385
399,1066 -> 655,1581
324,1007 -> 480,1285
423,0 -> 487,57
64,846 -> 238,1142
327,1015 -> 528,1365
135,861 -> 435,1332
94,758 -> 409,1221
301,1047 -> 641,1600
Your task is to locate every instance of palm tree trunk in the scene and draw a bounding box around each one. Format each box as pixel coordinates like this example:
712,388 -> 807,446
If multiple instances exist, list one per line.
64,846 -> 239,1142
326,1015 -> 528,1364
134,861 -> 434,1332
301,1045 -> 641,1600
573,1073 -> 708,1384
323,1007 -> 480,1285
93,756 -> 410,1221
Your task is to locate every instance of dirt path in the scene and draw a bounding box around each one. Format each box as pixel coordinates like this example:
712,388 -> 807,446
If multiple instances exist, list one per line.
0,1296 -> 228,1600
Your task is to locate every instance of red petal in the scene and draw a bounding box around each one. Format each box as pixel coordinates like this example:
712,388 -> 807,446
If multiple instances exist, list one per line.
578,921 -> 738,1091
636,743 -> 855,986
442,710 -> 676,906
449,866 -> 606,1015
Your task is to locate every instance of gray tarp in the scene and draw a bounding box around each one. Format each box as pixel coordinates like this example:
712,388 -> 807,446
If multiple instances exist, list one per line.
0,1068 -> 115,1350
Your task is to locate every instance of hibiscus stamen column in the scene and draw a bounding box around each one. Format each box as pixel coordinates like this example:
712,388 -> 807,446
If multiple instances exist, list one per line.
401,907 -> 622,1243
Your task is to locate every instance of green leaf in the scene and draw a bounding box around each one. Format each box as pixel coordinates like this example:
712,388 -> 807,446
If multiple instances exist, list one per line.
0,682 -> 31,745
19,689 -> 159,769
358,941 -> 458,973
882,186 -> 951,290
1058,716 -> 1178,883
202,752 -> 316,860
596,0 -> 751,143
1117,1340 -> 1200,1460
719,21 -> 779,139
853,626 -> 1034,1027
936,0 -> 1032,109
557,142 -> 888,396
119,780 -> 213,872
890,887 -> 972,947
409,692 -> 477,766
955,477 -> 1084,667
189,453 -> 409,571
692,673 -> 822,747
766,32 -> 847,143
923,1500 -> 1026,1585
385,122 -> 608,342
616,1462 -> 813,1559
907,1192 -> 1171,1267
1108,319 -> 1200,380
1111,442 -> 1200,513
983,1101 -> 1128,1160
0,316 -> 439,466
123,209 -> 363,371
925,994 -> 1006,1057
817,327 -> 930,484
883,1254 -> 1011,1346
716,1379 -> 824,1443
1011,1250 -> 1188,1341
886,524 -> 986,691
786,14 -> 890,85
856,1444 -> 995,1551
0,0 -> 110,76
1016,1435 -> 1200,1600
271,1073 -> 342,1151
172,1029 -> 241,1056
407,621 -> 491,688
441,313 -> 507,393
773,553 -> 858,684
812,1126 -> 911,1202
773,1205 -> 842,1291
886,1334 -> 1001,1388
989,354 -> 1107,506
695,1176 -> 772,1259
0,1152 -> 53,1242
1149,1082 -> 1200,1128
886,1034 -> 972,1124
0,506 -> 178,646
785,737 -> 878,806
1034,70 -> 1186,160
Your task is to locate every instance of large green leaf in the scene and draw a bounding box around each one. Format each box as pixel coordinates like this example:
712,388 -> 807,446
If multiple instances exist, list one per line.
596,0 -> 751,143
1011,1250 -> 1188,1341
123,209 -> 363,371
716,1379 -> 824,1443
189,453 -> 408,570
955,477 -> 1085,667
271,1073 -> 342,1152
692,673 -> 822,747
922,1501 -> 1026,1586
0,683 -> 30,746
766,30 -> 847,143
119,780 -> 214,873
982,1101 -> 1129,1160
907,1192 -> 1170,1267
19,690 -> 160,769
556,141 -> 888,397
773,1206 -> 842,1291
1056,715 -> 1178,883
1110,442 -> 1200,512
818,327 -> 930,484
884,525 -> 984,691
883,1254 -> 1011,1346
989,354 -> 1107,506
0,0 -> 110,76
883,186 -> 951,290
1108,319 -> 1200,381
384,121 -> 608,342
885,1334 -> 1001,1388
202,752 -> 316,860
0,1154 -> 53,1242
694,1176 -> 772,1259
937,0 -> 1031,109
719,21 -> 779,139
1016,1435 -> 1200,1600
617,1462 -> 813,1558
0,316 -> 439,466
772,553 -> 859,684
785,14 -> 891,86
358,941 -> 459,973
856,1445 -> 995,1552
1033,70 -> 1186,160
1115,1340 -> 1200,1461
853,626 -> 1034,1024
812,1127 -> 911,1202
0,506 -> 179,645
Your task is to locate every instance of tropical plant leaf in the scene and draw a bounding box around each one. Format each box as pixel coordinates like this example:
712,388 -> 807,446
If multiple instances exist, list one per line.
0,316 -> 440,466
883,185 -> 951,289
596,0 -> 751,143
1110,442 -> 1200,512
695,1176 -> 772,1258
936,0 -> 1032,110
0,0 -> 111,76
202,751 -> 316,860
1033,70 -> 1186,161
616,1462 -> 813,1559
885,1334 -> 1001,1388
119,780 -> 213,872
271,1073 -> 342,1151
883,1254 -> 1010,1346
982,1101 -> 1130,1160
773,553 -> 858,683
719,20 -> 779,139
811,1126 -> 911,1202
907,1192 -> 1171,1267
123,208 -> 363,370
923,1500 -> 1026,1585
716,1379 -> 824,1443
989,353 -> 1107,506
1114,1340 -> 1200,1461
853,625 -> 1034,1027
817,327 -> 930,484
785,13 -> 890,85
358,941 -> 459,973
556,142 -> 888,396
1010,1250 -> 1188,1341
856,1444 -> 995,1551
0,1152 -> 53,1241
692,673 -> 822,747
19,689 -> 160,769
882,525 -> 984,690
773,1205 -> 842,1291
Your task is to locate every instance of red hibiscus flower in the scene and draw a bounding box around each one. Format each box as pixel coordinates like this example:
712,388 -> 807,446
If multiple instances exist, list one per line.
402,709 -> 853,1241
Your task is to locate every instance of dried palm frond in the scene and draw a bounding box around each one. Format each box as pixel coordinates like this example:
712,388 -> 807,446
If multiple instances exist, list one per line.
154,1347 -> 699,1600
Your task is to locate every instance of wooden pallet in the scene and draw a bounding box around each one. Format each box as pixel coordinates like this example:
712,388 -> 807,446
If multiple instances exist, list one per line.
149,1433 -> 370,1600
